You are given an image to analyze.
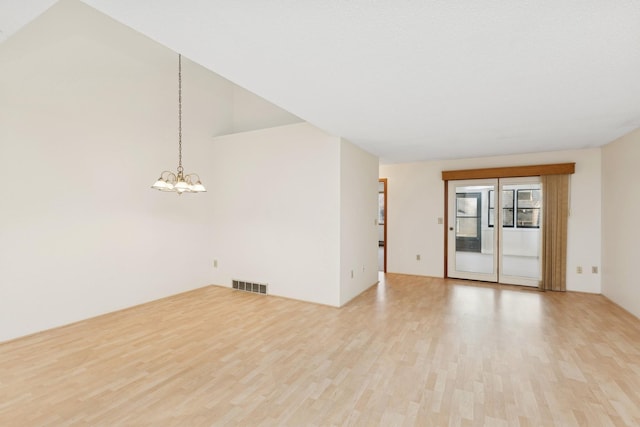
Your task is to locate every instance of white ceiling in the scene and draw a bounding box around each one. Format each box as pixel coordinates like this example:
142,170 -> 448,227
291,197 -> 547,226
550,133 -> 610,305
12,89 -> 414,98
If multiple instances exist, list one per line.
3,0 -> 640,163
0,0 -> 58,43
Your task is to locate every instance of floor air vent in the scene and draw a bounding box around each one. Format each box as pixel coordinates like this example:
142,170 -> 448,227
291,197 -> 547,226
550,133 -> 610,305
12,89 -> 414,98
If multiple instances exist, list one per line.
232,279 -> 268,295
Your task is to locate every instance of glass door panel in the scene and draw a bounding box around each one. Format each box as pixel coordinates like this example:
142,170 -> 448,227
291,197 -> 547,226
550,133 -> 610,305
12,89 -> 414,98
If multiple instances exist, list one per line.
448,180 -> 498,281
498,178 -> 542,287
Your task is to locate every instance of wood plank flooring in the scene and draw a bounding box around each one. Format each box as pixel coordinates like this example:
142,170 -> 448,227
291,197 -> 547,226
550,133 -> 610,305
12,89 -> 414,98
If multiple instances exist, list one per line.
1,274 -> 640,426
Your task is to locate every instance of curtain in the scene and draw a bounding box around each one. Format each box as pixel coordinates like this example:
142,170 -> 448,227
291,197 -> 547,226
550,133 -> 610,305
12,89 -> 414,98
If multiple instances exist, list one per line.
540,174 -> 569,291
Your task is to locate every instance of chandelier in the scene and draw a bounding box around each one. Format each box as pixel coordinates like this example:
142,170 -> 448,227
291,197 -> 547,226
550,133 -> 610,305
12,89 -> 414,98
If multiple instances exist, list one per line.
151,54 -> 206,194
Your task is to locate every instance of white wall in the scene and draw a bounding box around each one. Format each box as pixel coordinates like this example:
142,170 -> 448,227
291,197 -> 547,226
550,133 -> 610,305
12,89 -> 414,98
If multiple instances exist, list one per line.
602,128 -> 640,318
339,139 -> 379,305
232,85 -> 303,134
0,1 -> 234,341
379,161 -> 444,277
209,123 -> 342,307
380,148 -> 602,293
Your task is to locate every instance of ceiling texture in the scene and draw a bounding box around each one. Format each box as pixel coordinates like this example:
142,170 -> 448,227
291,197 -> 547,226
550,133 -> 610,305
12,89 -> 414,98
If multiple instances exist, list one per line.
3,0 -> 640,163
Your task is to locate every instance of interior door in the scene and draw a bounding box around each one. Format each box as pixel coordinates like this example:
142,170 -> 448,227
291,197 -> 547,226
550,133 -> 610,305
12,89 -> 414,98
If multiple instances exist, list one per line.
447,179 -> 498,282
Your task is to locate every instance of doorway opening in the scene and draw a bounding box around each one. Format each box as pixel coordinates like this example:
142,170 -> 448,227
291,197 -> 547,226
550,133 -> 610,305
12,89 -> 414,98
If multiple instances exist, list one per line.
378,178 -> 387,272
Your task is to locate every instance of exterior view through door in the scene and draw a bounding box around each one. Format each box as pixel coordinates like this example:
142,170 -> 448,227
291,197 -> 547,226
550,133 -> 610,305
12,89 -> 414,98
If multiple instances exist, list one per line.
447,177 -> 542,287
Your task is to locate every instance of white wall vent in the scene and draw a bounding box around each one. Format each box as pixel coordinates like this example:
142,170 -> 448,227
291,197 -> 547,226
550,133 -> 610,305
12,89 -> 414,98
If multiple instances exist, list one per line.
232,279 -> 268,295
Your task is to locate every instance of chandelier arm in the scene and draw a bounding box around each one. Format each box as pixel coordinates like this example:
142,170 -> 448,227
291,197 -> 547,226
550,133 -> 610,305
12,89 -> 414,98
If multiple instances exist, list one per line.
160,171 -> 177,183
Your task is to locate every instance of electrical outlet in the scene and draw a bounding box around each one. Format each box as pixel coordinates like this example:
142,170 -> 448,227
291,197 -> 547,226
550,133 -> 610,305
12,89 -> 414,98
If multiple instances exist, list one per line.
213,259 -> 218,268
351,270 -> 354,279
416,254 -> 421,261
437,217 -> 443,224
576,266 -> 582,274
592,266 -> 598,274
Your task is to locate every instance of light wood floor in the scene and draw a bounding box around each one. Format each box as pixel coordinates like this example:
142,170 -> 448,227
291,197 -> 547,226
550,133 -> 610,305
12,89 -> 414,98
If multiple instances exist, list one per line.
1,274 -> 640,426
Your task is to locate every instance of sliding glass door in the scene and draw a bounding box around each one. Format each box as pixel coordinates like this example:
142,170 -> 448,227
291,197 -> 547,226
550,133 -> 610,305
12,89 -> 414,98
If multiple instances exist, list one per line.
448,177 -> 542,287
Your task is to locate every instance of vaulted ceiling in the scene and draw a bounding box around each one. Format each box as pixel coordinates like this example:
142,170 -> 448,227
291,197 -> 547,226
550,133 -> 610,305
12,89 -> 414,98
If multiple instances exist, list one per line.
3,0 -> 640,163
